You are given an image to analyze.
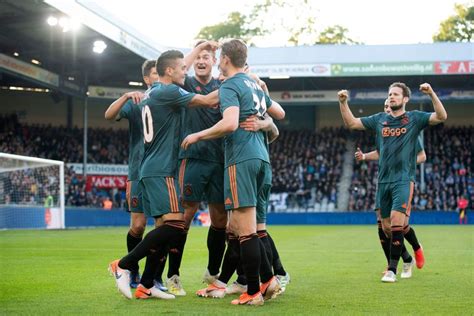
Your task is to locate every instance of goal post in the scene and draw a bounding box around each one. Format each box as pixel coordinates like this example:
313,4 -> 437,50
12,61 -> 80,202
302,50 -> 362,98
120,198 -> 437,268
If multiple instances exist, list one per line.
0,153 -> 65,229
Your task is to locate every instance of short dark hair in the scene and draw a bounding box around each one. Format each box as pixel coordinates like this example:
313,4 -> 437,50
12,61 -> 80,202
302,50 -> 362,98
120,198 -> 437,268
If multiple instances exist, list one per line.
194,40 -> 206,48
156,50 -> 184,76
389,82 -> 411,98
194,40 -> 216,56
141,60 -> 156,77
221,39 -> 247,68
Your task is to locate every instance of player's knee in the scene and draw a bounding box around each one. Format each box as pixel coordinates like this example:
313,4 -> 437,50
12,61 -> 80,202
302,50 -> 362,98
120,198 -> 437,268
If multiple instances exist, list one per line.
209,208 -> 227,229
183,201 -> 200,213
130,222 -> 145,236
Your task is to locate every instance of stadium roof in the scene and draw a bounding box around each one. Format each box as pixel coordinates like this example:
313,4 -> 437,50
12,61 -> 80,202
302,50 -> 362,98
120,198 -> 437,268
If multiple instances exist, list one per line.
0,0 -> 149,96
0,0 -> 472,99
248,42 -> 473,64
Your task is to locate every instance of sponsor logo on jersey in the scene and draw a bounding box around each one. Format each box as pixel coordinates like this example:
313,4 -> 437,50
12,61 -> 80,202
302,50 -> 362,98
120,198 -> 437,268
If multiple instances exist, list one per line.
382,127 -> 407,137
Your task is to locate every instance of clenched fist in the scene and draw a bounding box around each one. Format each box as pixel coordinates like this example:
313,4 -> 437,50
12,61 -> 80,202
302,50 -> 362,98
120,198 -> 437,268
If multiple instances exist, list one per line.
419,83 -> 433,95
338,90 -> 349,103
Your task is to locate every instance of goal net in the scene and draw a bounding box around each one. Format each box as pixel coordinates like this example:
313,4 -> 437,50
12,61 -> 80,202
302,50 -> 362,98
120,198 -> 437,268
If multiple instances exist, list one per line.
0,153 -> 65,229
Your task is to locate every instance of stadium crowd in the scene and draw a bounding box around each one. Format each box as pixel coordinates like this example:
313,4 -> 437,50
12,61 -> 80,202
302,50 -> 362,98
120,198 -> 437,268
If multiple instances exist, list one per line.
1,114 -> 471,211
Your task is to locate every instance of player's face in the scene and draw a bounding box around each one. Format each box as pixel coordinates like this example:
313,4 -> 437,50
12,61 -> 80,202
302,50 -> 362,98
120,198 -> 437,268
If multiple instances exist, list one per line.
218,54 -> 229,76
384,101 -> 392,114
143,67 -> 159,87
218,71 -> 227,82
193,50 -> 215,78
388,87 -> 408,112
170,58 -> 187,86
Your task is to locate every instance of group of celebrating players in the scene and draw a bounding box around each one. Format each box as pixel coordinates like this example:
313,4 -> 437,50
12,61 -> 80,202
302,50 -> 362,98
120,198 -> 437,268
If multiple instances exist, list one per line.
105,37 -> 448,306
106,39 -> 289,306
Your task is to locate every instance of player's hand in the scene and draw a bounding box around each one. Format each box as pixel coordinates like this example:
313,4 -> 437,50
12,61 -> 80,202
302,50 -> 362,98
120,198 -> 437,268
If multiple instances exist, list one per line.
200,40 -> 219,52
355,147 -> 364,161
419,83 -> 433,95
125,91 -> 144,104
239,115 -> 261,131
338,90 -> 349,103
181,133 -> 201,150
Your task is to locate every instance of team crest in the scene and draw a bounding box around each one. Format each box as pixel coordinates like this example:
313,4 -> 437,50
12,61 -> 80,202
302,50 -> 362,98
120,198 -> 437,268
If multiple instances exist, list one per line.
131,197 -> 139,208
195,86 -> 202,92
401,115 -> 409,125
184,184 -> 193,196
225,197 -> 232,205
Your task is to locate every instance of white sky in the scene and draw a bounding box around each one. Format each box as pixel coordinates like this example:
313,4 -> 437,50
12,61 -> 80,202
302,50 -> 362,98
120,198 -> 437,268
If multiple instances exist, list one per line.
97,0 -> 469,47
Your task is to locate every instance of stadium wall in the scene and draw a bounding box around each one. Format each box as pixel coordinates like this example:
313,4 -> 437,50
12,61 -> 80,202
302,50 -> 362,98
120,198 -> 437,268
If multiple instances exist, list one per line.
0,90 -> 127,129
1,207 -> 468,229
314,103 -> 474,129
65,209 -> 469,227
1,90 -> 471,129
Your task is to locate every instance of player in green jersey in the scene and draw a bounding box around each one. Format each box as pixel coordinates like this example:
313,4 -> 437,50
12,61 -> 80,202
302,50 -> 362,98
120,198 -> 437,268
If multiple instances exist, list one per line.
182,39 -> 285,306
354,99 -> 426,278
104,60 -> 158,289
339,82 -> 447,283
157,41 -> 228,295
108,50 -> 219,300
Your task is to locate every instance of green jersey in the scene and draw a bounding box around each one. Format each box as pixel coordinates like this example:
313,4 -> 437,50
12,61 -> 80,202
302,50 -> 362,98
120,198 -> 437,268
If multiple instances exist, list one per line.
376,135 -> 424,182
179,76 -> 223,163
139,82 -> 195,178
118,100 -> 143,181
362,110 -> 431,183
219,73 -> 272,167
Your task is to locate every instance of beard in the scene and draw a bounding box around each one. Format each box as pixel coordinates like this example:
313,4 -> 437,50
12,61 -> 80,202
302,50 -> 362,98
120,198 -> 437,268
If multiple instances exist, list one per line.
390,103 -> 403,111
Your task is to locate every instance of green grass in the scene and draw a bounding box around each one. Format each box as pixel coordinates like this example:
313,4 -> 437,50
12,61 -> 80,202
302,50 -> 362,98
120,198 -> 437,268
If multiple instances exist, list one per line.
1,225 -> 473,315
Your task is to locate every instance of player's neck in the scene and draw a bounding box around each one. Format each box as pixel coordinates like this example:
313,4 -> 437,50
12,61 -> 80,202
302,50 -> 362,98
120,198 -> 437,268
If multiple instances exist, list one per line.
225,67 -> 245,78
390,107 -> 406,118
194,74 -> 212,85
159,76 -> 172,85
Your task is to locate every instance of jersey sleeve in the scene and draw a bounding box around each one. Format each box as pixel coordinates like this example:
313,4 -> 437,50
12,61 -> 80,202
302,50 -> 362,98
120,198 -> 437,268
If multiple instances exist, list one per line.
416,136 -> 424,153
219,82 -> 240,114
264,93 -> 272,110
413,110 -> 432,130
117,100 -> 133,121
161,84 -> 196,109
361,113 -> 382,131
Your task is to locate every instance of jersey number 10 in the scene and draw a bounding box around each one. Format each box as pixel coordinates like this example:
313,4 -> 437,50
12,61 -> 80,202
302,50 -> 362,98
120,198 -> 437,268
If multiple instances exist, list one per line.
142,105 -> 153,143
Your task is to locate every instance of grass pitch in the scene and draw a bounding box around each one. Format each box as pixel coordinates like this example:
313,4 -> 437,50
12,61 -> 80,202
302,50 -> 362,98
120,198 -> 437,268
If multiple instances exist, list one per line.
1,225 -> 472,315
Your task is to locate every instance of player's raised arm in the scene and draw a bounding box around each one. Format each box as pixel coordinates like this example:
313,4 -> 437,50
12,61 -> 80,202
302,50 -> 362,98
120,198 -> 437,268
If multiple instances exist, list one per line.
188,90 -> 219,108
419,83 -> 448,125
184,40 -> 219,71
104,91 -> 144,120
181,106 -> 239,150
338,90 -> 365,130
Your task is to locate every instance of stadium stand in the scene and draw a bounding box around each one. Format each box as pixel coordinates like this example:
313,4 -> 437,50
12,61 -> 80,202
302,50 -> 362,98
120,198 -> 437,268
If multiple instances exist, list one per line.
3,113 -> 471,211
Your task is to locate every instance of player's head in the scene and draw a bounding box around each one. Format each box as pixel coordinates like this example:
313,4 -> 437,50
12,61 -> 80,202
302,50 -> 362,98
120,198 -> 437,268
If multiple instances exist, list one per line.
219,39 -> 247,76
384,99 -> 392,114
388,82 -> 411,112
156,50 -> 187,86
193,40 -> 216,79
218,71 -> 227,82
142,60 -> 159,87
